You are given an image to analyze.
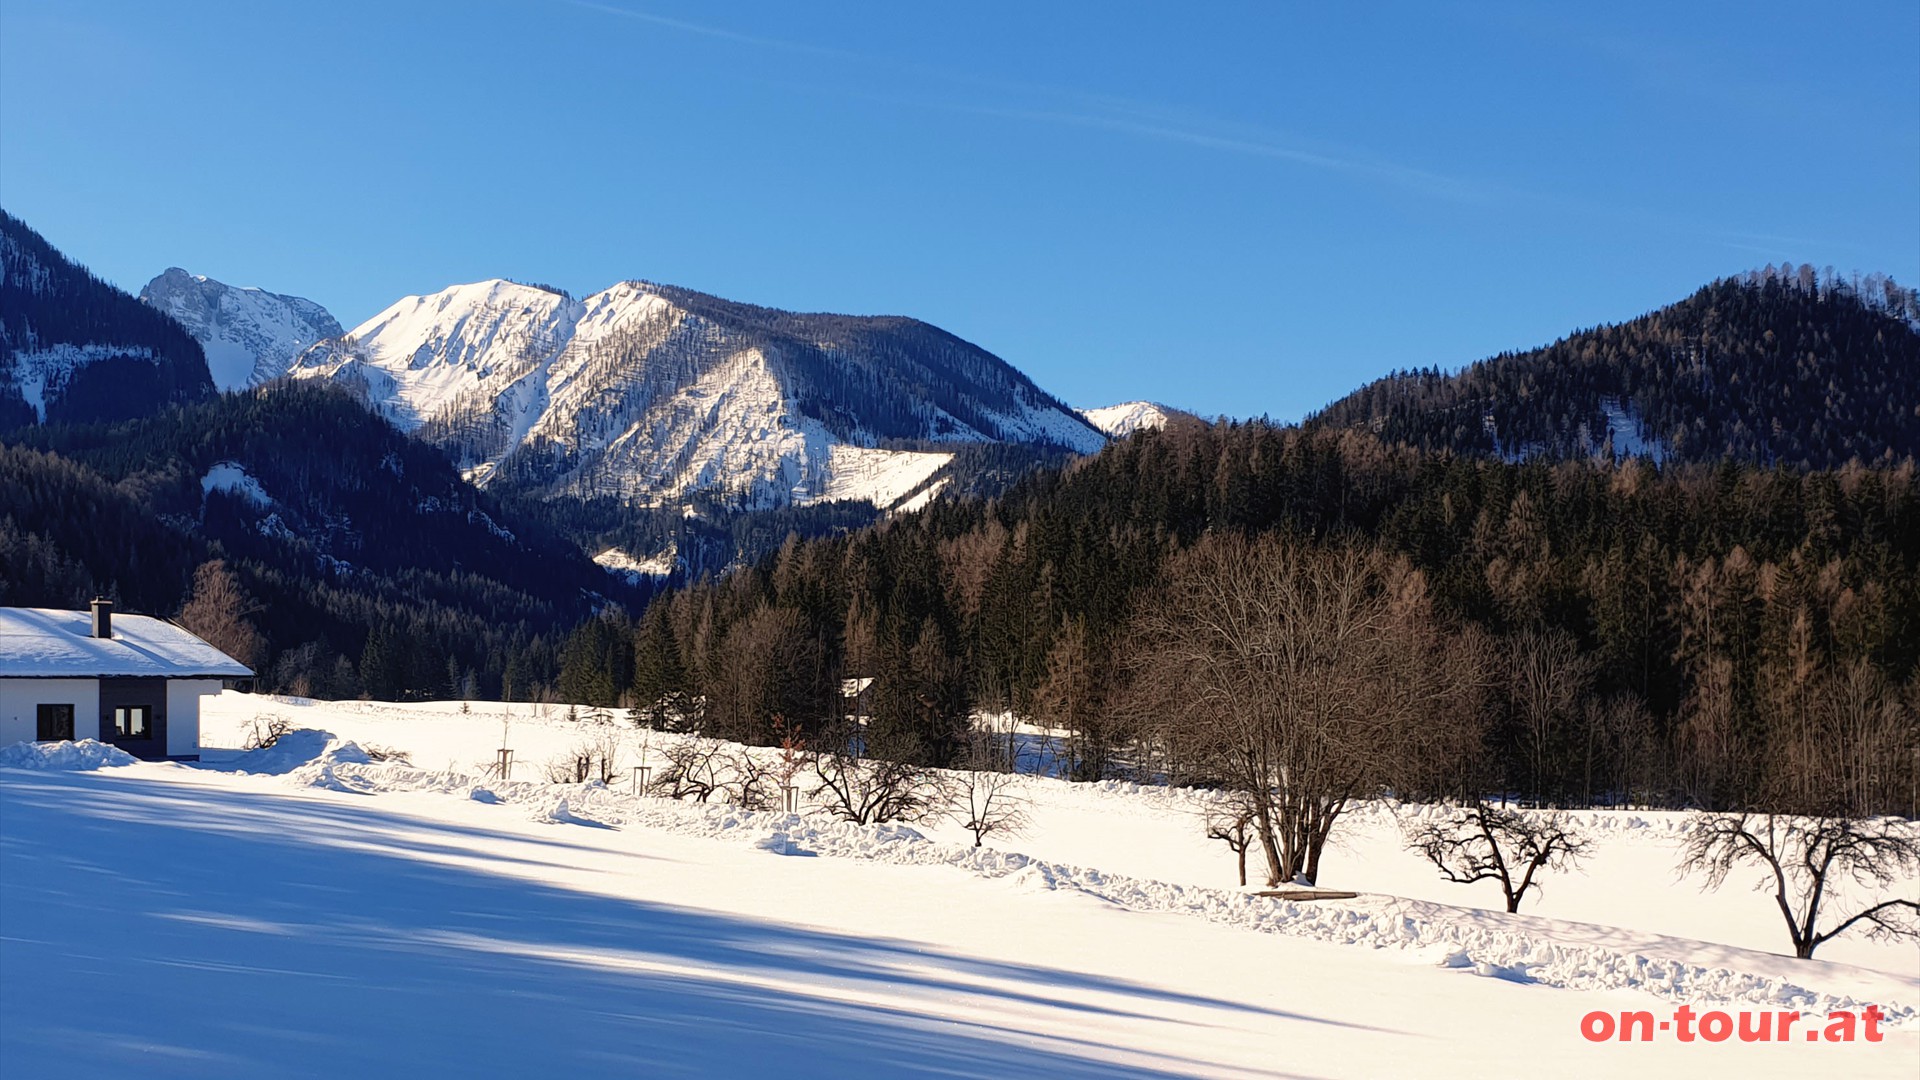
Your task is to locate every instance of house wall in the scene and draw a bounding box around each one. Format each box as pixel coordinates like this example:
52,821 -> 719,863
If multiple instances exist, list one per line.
0,678 -> 102,746
165,680 -> 219,759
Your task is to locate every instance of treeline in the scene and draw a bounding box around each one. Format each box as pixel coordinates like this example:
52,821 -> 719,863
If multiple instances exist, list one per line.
0,381 -> 647,701
557,418 -> 1919,815
1310,270 -> 1920,469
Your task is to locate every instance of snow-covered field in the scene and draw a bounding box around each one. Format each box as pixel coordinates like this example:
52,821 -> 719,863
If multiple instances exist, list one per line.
3,694 -> 1915,1078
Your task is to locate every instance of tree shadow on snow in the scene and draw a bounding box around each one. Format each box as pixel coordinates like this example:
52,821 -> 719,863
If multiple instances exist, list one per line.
1,770 -> 1379,1080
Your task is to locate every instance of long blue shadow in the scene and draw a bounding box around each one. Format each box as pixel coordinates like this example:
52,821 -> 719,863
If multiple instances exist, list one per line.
2,769 -> 1380,1079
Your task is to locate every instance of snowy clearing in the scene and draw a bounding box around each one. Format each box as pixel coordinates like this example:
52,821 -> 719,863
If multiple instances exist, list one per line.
2,692 -> 1915,1078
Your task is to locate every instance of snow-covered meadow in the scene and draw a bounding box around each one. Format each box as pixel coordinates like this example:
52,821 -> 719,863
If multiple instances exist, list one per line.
2,692 -> 1915,1078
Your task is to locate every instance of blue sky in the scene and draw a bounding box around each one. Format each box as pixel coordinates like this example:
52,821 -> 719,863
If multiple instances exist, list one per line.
3,1 -> 1915,420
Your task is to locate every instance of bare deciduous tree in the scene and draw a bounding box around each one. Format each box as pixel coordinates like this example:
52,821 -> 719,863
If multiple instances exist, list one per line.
949,733 -> 1028,847
178,559 -> 265,670
1121,535 -> 1488,886
1404,801 -> 1590,912
1507,627 -> 1596,805
1204,793 -> 1260,887
704,606 -> 826,745
1678,813 -> 1919,959
1592,693 -> 1661,809
1033,616 -> 1117,782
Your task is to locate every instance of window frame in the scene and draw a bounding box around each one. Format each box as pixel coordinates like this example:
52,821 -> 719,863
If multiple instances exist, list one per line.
114,705 -> 152,739
36,703 -> 76,742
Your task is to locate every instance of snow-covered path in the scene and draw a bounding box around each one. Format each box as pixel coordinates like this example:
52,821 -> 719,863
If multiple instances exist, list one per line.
2,694 -> 1916,1078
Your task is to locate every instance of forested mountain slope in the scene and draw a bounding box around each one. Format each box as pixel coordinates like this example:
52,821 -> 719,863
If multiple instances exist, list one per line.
1309,268 -> 1920,468
1,382 -> 642,699
592,417 -> 1919,815
0,210 -> 216,427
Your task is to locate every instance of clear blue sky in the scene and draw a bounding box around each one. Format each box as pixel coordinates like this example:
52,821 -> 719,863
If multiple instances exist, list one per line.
3,2 -> 1915,421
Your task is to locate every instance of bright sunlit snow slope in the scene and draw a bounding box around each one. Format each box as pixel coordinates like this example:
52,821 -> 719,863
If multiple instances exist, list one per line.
289,279 -> 1103,511
1,694 -> 1914,1080
1080,401 -> 1181,437
139,268 -> 343,390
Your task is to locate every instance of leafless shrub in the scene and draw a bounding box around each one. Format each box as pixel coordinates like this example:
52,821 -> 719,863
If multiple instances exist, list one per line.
543,755 -> 587,785
361,743 -> 412,764
720,748 -> 780,811
1404,801 -> 1590,912
543,734 -> 620,785
1678,812 -> 1920,959
809,732 -> 952,825
649,739 -> 727,802
242,714 -> 294,751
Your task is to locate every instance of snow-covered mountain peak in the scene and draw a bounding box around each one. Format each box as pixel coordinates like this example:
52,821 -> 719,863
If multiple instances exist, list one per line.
1081,401 -> 1178,437
346,279 -> 581,371
139,268 -> 342,390
292,274 -> 1107,511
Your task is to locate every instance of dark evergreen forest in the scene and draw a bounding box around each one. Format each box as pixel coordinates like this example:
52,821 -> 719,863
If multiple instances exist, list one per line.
1311,268 -> 1920,469
0,382 -> 649,700
578,418 -> 1919,814
0,210 -> 216,427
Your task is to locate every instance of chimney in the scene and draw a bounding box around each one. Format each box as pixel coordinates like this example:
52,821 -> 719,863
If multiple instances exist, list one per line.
90,597 -> 112,639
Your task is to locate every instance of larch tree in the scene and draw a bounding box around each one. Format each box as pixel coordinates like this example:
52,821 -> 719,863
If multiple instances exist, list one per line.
177,559 -> 264,671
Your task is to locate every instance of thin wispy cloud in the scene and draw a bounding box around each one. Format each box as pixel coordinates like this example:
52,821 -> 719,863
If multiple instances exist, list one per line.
558,0 -> 853,58
965,102 -> 1495,203
557,0 -> 1490,199
554,1 -> 1846,256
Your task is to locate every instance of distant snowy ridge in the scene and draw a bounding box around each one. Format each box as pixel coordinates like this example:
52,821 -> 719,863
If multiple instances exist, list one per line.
290,278 -> 1106,510
1081,401 -> 1179,437
141,268 -> 343,390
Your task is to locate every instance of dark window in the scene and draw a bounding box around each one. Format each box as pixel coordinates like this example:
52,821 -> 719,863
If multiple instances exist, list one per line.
36,704 -> 75,742
114,706 -> 150,739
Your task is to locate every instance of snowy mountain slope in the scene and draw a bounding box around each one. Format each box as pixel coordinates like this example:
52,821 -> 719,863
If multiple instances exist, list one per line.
291,278 -> 1106,510
6,343 -> 155,421
139,268 -> 343,390
1081,401 -> 1181,437
0,211 -> 214,427
594,543 -> 678,582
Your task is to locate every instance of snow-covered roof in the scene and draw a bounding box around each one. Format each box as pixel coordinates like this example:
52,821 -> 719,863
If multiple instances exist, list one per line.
0,608 -> 253,679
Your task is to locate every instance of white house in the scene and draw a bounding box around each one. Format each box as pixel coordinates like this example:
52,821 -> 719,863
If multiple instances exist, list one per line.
0,600 -> 253,761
